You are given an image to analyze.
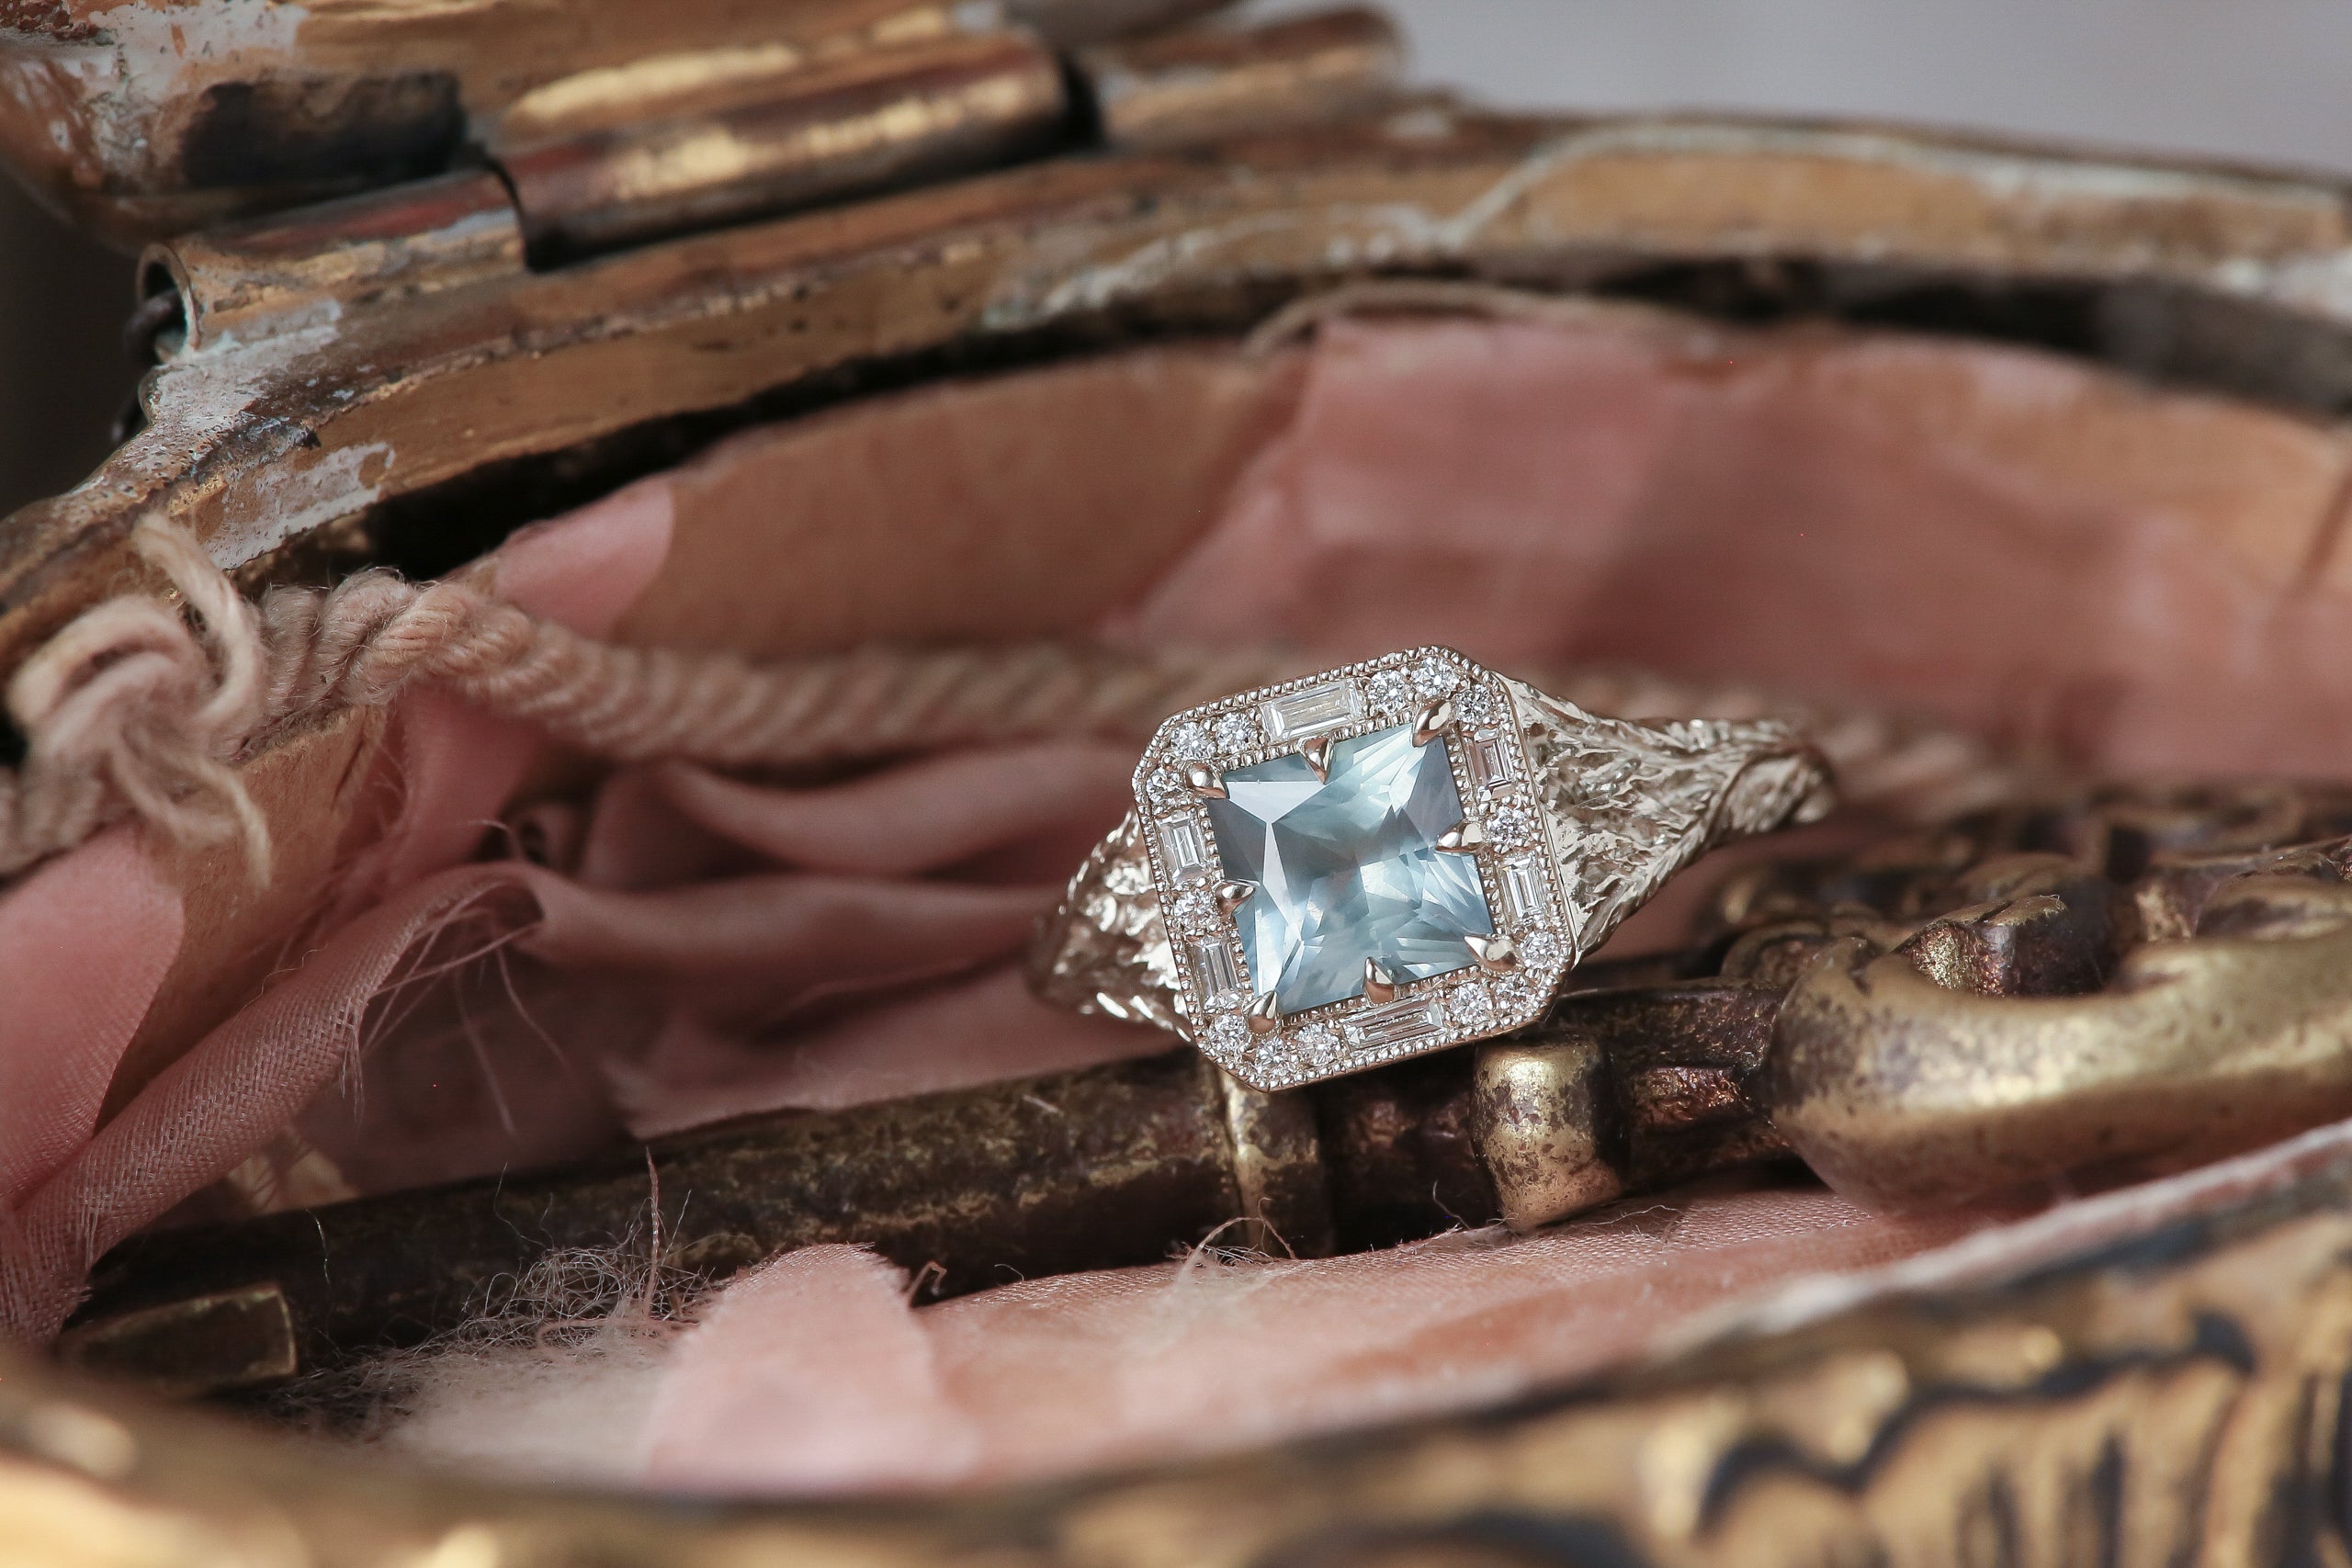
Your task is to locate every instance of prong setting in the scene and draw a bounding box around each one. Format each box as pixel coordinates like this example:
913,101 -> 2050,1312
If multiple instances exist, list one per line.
1435,819 -> 1487,854
1363,958 -> 1401,1004
1246,992 -> 1282,1035
1465,932 -> 1521,974
1216,880 -> 1256,916
1411,697 -> 1455,747
1184,762 -> 1227,799
1299,734 -> 1334,781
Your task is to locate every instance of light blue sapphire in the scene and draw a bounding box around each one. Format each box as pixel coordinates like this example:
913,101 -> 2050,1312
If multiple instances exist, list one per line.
1205,723 -> 1494,1013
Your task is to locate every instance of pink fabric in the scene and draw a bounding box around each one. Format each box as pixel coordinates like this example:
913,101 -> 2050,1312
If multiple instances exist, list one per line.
645,1246 -> 979,1492
636,1184 -> 1984,1494
0,863 -> 523,1337
300,743 -> 1156,1185
0,831 -> 181,1210
1122,317 -> 2352,778
0,829 -> 182,1331
0,489 -> 674,1337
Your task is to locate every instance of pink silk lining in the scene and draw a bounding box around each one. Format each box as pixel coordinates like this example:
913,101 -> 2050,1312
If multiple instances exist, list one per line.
637,1188 -> 1987,1494
1121,316 -> 2352,777
0,830 -> 183,1335
0,487 -> 676,1338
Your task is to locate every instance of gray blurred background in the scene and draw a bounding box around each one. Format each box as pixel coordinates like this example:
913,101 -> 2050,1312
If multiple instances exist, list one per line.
5,0 -> 2351,518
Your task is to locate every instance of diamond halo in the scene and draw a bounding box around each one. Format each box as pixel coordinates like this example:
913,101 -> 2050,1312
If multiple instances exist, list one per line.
1134,648 -> 1572,1090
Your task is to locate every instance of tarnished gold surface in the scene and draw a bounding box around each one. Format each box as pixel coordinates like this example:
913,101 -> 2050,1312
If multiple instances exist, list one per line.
500,29 -> 1069,256
497,41 -> 858,146
1469,1032 -> 1625,1230
1764,865 -> 2352,1212
53,1287 -> 297,1401
16,1146 -> 2352,1565
22,109 -> 2352,682
1080,7 -> 1404,149
0,0 -> 1235,244
1205,1058 -> 1338,1257
139,171 -> 525,355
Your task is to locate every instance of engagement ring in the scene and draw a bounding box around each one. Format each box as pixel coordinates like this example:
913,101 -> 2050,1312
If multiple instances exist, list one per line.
1033,648 -> 1833,1090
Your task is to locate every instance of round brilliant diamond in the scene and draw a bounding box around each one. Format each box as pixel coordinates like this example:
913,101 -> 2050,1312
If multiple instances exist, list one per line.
1211,709 -> 1261,753
1449,980 -> 1496,1032
1168,886 -> 1219,931
1410,655 -> 1460,698
1495,973 -> 1547,1018
1455,682 -> 1500,726
1145,764 -> 1191,805
1207,1014 -> 1250,1055
1168,720 -> 1215,762
1519,928 -> 1564,970
1293,1020 -> 1342,1070
1365,667 -> 1414,716
1487,799 -> 1536,851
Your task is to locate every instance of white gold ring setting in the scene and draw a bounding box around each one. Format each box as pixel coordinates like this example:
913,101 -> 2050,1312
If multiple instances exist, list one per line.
1032,647 -> 1833,1091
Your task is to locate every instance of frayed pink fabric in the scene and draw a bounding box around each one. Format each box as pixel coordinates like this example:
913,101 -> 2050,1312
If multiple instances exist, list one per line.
632,1186 -> 1985,1494
0,829 -> 182,1331
0,831 -> 180,1211
644,1246 -> 980,1492
0,863 -> 525,1337
298,742 -> 1157,1183
0,489 -> 674,1337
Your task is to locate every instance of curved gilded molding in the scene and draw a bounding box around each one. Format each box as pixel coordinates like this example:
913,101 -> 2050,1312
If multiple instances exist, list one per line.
8,1132 -> 2352,1565
10,110 -> 2352,671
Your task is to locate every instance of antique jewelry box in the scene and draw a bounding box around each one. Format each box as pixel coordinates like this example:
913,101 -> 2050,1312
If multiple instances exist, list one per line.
10,3 -> 2352,1565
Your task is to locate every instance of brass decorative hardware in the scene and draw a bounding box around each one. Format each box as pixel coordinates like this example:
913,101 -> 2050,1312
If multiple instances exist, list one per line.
139,171 -> 526,356
497,29 -> 1072,258
0,0 -> 1252,245
1077,6 -> 1402,149
119,6 -> 1406,366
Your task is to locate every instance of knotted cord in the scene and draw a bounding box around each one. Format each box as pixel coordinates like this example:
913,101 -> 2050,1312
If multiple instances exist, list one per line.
0,518 -> 2034,883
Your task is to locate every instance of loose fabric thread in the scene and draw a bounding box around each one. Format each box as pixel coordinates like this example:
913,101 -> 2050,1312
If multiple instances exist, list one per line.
0,518 -> 2031,884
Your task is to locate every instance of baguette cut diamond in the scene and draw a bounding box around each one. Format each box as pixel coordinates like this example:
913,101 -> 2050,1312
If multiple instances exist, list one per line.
1260,679 -> 1363,741
1206,723 -> 1495,1013
1345,997 -> 1447,1051
1159,817 -> 1213,884
1189,937 -> 1246,1008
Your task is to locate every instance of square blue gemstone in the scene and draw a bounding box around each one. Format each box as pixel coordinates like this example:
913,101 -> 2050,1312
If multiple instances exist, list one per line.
1205,723 -> 1495,1014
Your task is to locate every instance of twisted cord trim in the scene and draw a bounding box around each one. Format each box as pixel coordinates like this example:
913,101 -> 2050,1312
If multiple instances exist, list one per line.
0,519 -> 2030,884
